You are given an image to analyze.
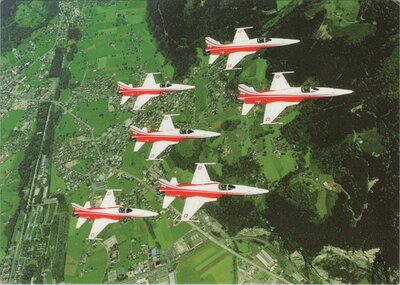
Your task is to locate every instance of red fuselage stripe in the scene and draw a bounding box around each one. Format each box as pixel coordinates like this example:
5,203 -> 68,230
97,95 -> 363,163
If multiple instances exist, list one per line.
131,134 -> 203,142
160,187 -> 246,199
118,88 -> 180,96
73,209 -> 137,220
238,94 -> 329,104
206,44 -> 278,54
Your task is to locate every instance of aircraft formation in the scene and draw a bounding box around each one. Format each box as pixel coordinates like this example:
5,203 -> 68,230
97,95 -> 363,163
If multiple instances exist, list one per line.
72,27 -> 353,240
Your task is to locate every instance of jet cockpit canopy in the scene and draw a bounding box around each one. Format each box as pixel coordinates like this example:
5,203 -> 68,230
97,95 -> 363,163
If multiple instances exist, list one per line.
179,129 -> 194,134
257,38 -> 272,44
301,86 -> 319,93
218,184 -> 236,190
160,82 -> 172,88
118,208 -> 133,213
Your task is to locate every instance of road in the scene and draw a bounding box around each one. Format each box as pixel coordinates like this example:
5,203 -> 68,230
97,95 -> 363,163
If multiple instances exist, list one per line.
115,165 -> 291,284
8,101 -> 54,282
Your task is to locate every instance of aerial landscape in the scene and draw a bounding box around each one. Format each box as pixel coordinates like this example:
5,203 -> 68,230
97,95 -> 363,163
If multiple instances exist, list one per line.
0,0 -> 398,284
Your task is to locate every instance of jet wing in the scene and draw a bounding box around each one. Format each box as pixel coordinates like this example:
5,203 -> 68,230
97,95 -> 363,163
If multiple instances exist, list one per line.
262,101 -> 298,124
270,73 -> 291,90
100,190 -> 116,208
233,28 -> 250,43
191,163 -> 211,184
143,73 -> 157,87
159,115 -> 175,131
226,52 -> 255,70
181,196 -> 217,221
88,218 -> 118,240
148,141 -> 178,160
133,94 -> 157,110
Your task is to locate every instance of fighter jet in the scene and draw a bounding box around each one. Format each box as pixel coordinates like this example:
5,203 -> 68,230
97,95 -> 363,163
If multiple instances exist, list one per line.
72,190 -> 158,240
130,115 -> 220,160
204,27 -> 299,70
159,163 -> 268,221
238,71 -> 354,124
117,73 -> 195,110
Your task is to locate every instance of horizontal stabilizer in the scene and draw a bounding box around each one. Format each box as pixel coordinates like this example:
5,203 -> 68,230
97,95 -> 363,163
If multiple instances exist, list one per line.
76,217 -> 87,229
134,141 -> 145,152
162,196 -> 176,209
242,103 -> 255,115
120,96 -> 130,105
209,54 -> 220,64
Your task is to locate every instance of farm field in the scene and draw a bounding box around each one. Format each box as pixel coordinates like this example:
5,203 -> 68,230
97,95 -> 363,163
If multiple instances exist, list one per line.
61,2 -> 194,281
176,242 -> 236,284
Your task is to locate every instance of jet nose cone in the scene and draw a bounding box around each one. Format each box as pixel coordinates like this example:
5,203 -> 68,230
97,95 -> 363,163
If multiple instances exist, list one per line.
283,39 -> 300,45
248,187 -> 269,195
334,89 -> 354,96
257,188 -> 269,194
180,85 -> 195,90
208,131 -> 221,137
242,186 -> 269,195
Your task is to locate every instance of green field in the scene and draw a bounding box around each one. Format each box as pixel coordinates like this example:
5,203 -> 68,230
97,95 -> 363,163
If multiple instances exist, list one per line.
277,0 -> 293,11
238,58 -> 268,90
55,113 -> 79,140
0,110 -> 25,144
49,163 -> 66,193
77,100 -> 116,137
176,242 -> 236,284
0,151 -> 24,261
14,2 -> 46,28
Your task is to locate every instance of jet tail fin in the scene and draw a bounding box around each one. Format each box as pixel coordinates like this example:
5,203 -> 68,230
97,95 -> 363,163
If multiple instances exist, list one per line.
130,126 -> 147,152
238,84 -> 258,96
72,202 -> 90,229
72,203 -> 84,210
205,37 -> 222,49
130,126 -> 147,134
117,81 -> 132,89
159,178 -> 173,188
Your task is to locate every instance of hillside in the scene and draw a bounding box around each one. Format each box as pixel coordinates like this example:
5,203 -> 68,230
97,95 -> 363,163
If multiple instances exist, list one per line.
147,0 -> 399,283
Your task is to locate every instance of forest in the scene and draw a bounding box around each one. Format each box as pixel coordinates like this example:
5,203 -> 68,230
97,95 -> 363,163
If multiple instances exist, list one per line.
147,0 -> 399,282
0,1 -> 59,52
147,0 -> 276,76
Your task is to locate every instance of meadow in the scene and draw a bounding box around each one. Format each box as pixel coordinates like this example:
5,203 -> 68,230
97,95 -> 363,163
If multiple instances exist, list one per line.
0,151 -> 24,261
0,110 -> 25,146
62,2 -> 193,281
176,241 -> 236,284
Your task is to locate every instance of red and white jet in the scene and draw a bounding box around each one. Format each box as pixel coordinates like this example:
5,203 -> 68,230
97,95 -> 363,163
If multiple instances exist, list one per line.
159,163 -> 268,221
117,73 -> 195,110
205,27 -> 299,70
72,190 -> 158,240
130,115 -> 220,160
238,71 -> 354,124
